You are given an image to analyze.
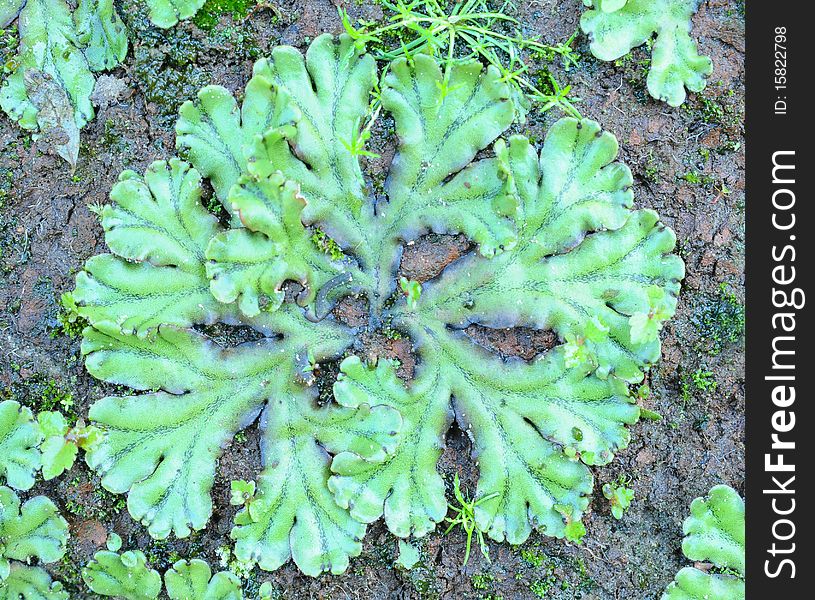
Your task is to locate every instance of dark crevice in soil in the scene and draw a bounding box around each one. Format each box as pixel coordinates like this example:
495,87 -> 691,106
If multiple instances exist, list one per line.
332,293 -> 368,328
398,233 -> 474,283
193,322 -> 266,347
355,330 -> 416,381
313,356 -> 342,405
464,323 -> 560,361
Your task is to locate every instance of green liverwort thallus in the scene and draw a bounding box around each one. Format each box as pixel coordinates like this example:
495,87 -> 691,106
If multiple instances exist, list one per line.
65,34 -> 684,576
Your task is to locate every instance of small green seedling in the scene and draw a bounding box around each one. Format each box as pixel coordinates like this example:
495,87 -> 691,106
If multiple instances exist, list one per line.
399,277 -> 422,310
38,411 -> 102,480
230,480 -> 256,507
558,505 -> 587,544
602,478 -> 635,520
629,288 -> 673,345
564,316 -> 609,369
444,474 -> 499,566
635,384 -> 663,420
340,107 -> 382,159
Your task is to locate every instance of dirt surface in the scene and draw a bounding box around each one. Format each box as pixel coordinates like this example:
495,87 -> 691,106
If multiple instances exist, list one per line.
0,1 -> 745,598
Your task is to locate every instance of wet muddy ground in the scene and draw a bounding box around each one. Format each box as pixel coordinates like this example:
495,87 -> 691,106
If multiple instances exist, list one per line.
0,0 -> 744,598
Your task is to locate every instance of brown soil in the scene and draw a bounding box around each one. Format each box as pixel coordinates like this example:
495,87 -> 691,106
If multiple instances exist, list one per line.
0,0 -> 744,598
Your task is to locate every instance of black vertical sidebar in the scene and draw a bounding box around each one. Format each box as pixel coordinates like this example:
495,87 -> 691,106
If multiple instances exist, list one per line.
745,2 -> 812,597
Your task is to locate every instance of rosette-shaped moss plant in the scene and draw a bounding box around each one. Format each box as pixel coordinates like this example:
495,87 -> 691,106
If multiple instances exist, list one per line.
581,0 -> 713,106
67,34 -> 683,576
662,485 -> 745,599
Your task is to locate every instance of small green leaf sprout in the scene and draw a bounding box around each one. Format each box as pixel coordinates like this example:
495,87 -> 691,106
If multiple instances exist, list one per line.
555,504 -> 587,544
629,287 -> 673,345
231,479 -> 268,525
106,532 -> 123,552
230,480 -> 257,507
38,411 -> 102,481
399,277 -> 422,310
563,332 -> 590,368
564,316 -> 608,368
259,581 -> 274,599
602,477 -> 635,520
634,384 -> 663,420
537,74 -> 581,118
396,540 -> 421,569
303,349 -> 319,373
340,104 -> 382,159
443,474 -> 499,566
